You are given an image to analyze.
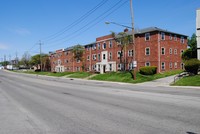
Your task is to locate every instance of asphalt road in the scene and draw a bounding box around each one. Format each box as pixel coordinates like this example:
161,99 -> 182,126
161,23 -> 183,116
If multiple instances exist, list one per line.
0,70 -> 200,134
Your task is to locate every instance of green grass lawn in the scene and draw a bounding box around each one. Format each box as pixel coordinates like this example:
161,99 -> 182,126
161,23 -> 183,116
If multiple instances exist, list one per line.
15,70 -> 91,78
67,72 -> 92,78
90,70 -> 183,84
13,69 -> 182,83
173,75 -> 200,86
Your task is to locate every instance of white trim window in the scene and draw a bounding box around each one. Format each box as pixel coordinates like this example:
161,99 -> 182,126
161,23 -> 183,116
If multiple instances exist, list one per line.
161,47 -> 165,55
174,49 -> 177,55
98,43 -> 101,50
87,55 -> 90,60
161,32 -> 165,40
180,50 -> 184,55
92,54 -> 97,60
145,33 -> 150,41
109,52 -> 112,60
103,54 -> 106,60
161,62 -> 165,70
145,47 -> 150,55
169,48 -> 172,55
102,42 -> 106,49
109,40 -> 112,48
180,36 -> 184,44
129,63 -> 134,70
109,64 -> 112,71
169,62 -> 173,69
174,35 -> 177,41
98,64 -> 100,72
174,62 -> 177,68
128,50 -> 133,57
97,53 -> 101,61
145,62 -> 150,66
76,59 -> 80,63
117,64 -> 121,70
92,44 -> 96,50
169,34 -> 172,40
117,51 -> 123,57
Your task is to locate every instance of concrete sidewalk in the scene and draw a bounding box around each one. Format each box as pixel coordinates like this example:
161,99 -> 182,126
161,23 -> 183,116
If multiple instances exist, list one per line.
135,75 -> 176,87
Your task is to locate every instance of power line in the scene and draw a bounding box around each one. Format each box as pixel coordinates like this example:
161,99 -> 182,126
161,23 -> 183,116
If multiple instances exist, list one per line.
42,0 -> 109,42
45,0 -> 129,49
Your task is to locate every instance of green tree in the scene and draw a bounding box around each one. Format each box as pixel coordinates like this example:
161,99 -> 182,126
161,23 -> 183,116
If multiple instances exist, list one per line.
21,51 -> 31,67
72,44 -> 85,71
112,32 -> 132,71
182,33 -> 197,60
72,44 -> 84,61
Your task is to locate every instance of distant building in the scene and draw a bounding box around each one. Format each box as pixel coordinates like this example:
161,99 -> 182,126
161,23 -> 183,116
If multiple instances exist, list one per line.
49,27 -> 187,73
197,9 -> 200,60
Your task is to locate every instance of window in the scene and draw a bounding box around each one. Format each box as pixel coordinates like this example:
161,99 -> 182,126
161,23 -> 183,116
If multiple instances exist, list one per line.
92,44 -> 96,50
169,34 -> 172,40
145,47 -> 150,55
92,54 -> 96,60
169,48 -> 172,55
129,63 -> 134,70
117,64 -> 121,70
174,62 -> 177,68
65,59 -> 69,63
169,62 -> 173,69
109,40 -> 112,48
109,52 -> 112,60
97,53 -> 101,61
180,50 -> 184,55
109,64 -> 112,71
76,67 -> 80,71
180,36 -> 184,44
76,59 -> 80,63
102,42 -> 106,49
87,46 -> 90,51
145,62 -> 150,66
174,49 -> 177,55
128,50 -> 133,57
58,60 -> 61,65
87,55 -> 90,60
65,52 -> 68,55
181,63 -> 184,70
117,51 -> 123,57
174,35 -> 177,41
103,54 -> 106,60
92,64 -> 96,71
98,43 -> 101,49
98,64 -> 100,71
161,32 -> 165,40
145,33 -> 150,41
161,62 -> 165,70
161,47 -> 165,55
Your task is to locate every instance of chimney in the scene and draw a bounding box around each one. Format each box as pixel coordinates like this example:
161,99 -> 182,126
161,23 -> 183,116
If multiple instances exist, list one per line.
124,28 -> 128,32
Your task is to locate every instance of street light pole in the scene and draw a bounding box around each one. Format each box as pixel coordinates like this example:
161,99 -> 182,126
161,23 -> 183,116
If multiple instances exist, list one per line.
130,0 -> 136,80
105,0 -> 136,79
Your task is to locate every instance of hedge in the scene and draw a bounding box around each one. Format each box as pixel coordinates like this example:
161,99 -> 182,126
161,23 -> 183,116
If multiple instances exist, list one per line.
139,66 -> 157,75
184,59 -> 200,75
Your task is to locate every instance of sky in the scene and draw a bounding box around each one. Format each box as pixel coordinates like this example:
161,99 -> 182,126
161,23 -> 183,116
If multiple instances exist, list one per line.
0,0 -> 199,61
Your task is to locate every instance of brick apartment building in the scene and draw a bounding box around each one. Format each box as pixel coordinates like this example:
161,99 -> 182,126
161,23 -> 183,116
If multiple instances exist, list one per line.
49,27 -> 187,74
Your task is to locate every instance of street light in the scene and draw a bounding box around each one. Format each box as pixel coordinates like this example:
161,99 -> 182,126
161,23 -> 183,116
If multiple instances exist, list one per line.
105,1 -> 136,80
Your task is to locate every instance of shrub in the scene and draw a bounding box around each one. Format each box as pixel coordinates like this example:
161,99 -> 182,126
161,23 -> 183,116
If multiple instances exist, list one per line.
139,66 -> 157,75
184,59 -> 200,75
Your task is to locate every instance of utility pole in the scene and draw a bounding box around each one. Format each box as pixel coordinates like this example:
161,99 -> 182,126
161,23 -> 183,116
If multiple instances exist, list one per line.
39,40 -> 42,71
130,0 -> 136,80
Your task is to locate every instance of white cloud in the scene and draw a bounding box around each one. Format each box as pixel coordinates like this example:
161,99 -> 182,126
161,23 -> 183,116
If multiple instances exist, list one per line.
0,43 -> 8,50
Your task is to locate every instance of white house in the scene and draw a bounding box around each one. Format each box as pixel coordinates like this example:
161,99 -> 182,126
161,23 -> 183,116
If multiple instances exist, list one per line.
197,9 -> 200,60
